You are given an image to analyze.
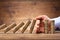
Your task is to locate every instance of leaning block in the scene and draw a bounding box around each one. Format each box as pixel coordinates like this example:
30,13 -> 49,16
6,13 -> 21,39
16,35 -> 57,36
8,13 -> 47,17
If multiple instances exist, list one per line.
29,20 -> 36,33
21,20 -> 31,33
4,23 -> 16,33
13,22 -> 24,33
0,24 -> 6,30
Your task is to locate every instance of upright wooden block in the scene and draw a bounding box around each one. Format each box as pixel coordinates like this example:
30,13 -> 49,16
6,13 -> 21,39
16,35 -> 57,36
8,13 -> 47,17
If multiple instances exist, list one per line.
44,20 -> 48,34
29,20 -> 36,33
13,22 -> 24,33
21,20 -> 31,33
50,20 -> 55,34
0,24 -> 6,30
4,23 -> 16,33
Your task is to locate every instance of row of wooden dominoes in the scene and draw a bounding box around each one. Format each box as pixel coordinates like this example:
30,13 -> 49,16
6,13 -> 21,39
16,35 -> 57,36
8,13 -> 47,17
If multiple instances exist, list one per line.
44,20 -> 55,34
0,20 -> 55,34
0,20 -> 36,33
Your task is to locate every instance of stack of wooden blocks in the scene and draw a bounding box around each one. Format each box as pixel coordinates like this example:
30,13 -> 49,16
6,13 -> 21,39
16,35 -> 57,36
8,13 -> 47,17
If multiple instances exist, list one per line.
0,19 -> 55,34
44,20 -> 55,34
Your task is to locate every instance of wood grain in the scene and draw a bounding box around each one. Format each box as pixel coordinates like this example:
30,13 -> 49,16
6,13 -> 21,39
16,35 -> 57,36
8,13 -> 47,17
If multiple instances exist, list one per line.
0,34 -> 60,40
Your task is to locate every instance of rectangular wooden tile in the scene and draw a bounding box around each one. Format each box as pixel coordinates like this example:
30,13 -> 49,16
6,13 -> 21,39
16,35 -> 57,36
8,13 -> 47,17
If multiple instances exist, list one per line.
21,20 -> 31,33
4,23 -> 16,33
29,20 -> 36,33
50,20 -> 55,34
44,20 -> 48,34
0,24 -> 7,30
13,22 -> 24,33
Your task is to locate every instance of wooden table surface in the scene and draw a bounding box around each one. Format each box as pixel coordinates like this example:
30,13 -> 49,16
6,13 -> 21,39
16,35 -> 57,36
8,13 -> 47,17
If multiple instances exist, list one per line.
0,33 -> 60,40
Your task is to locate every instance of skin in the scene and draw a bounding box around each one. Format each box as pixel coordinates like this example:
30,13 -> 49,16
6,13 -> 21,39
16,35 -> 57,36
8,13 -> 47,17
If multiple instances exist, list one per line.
36,15 -> 51,33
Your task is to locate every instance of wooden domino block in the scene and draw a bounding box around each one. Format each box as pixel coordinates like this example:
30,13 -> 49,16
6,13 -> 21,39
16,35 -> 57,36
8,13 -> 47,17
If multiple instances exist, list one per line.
50,20 -> 55,34
44,20 -> 48,34
0,24 -> 6,30
13,22 -> 24,33
4,23 -> 16,33
29,20 -> 36,33
21,20 -> 31,33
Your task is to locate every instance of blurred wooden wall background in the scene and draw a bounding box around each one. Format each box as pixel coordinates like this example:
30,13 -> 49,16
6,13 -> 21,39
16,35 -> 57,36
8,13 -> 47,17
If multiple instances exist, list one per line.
0,0 -> 60,25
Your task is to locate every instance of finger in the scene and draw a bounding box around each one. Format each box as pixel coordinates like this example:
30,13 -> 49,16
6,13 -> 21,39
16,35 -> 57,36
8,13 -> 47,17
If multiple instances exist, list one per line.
36,15 -> 50,20
35,15 -> 46,20
36,16 -> 43,20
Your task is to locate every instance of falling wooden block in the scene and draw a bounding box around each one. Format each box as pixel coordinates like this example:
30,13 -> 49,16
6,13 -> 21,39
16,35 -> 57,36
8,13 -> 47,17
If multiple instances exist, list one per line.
44,20 -> 48,34
21,20 -> 31,33
29,20 -> 36,33
0,24 -> 7,34
13,22 -> 24,33
4,23 -> 16,33
0,24 -> 6,30
50,20 -> 55,34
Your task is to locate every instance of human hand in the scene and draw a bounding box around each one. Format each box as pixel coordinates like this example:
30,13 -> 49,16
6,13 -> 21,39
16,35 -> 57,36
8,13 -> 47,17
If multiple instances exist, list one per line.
35,15 -> 50,33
